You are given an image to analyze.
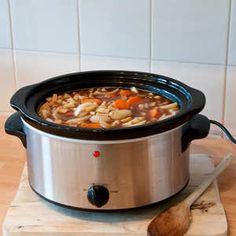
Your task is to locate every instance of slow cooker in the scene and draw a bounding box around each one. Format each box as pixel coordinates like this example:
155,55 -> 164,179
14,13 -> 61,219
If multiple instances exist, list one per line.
5,70 -> 211,210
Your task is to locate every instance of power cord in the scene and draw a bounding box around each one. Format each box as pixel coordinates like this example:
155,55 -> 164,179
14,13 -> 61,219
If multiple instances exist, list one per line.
210,120 -> 236,144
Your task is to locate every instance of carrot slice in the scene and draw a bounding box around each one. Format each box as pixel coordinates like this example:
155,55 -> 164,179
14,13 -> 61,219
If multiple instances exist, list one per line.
81,98 -> 102,105
114,99 -> 130,109
127,96 -> 143,106
64,110 -> 74,117
149,108 -> 160,118
82,123 -> 102,128
119,89 -> 131,97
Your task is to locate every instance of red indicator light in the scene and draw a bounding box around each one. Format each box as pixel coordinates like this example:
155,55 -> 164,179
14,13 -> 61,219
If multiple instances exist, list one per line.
93,151 -> 100,158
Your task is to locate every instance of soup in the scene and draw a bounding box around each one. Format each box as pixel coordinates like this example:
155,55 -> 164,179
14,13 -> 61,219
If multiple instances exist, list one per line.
38,87 -> 179,128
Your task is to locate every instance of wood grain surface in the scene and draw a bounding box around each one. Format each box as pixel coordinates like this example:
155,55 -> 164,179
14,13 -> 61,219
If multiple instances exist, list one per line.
0,116 -> 25,236
2,155 -> 227,235
0,115 -> 236,235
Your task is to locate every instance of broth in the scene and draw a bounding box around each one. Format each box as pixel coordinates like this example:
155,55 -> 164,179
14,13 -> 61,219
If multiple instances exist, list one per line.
38,87 -> 179,128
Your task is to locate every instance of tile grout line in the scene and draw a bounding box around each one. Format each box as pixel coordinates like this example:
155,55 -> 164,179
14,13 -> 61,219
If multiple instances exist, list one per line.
76,0 -> 82,72
222,0 -> 232,126
11,48 -> 79,56
79,53 -> 229,67
148,0 -> 153,72
2,46 -> 232,68
7,0 -> 18,90
3,45 -> 234,67
4,47 -> 232,67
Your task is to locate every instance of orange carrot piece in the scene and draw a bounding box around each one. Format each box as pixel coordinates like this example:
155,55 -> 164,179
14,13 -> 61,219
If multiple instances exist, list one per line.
119,89 -> 132,97
64,110 -> 74,116
114,99 -> 130,109
82,123 -> 102,128
127,96 -> 143,106
81,98 -> 102,104
149,108 -> 160,118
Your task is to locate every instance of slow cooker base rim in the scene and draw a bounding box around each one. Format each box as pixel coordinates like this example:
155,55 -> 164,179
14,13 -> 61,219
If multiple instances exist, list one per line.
29,179 -> 190,212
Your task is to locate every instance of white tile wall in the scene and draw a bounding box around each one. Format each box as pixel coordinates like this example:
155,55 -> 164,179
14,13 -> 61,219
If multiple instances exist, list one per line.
0,49 -> 15,111
152,0 -> 229,64
151,61 -> 225,121
14,51 -> 79,88
229,0 -> 236,65
79,0 -> 150,59
81,55 -> 149,72
0,0 -> 235,134
225,66 -> 236,135
10,0 -> 79,53
0,0 -> 11,48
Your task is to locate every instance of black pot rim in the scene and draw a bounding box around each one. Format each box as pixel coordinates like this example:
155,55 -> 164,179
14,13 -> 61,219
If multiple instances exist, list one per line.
10,70 -> 206,140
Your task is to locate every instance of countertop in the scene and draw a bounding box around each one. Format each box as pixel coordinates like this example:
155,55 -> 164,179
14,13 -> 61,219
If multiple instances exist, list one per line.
0,115 -> 236,235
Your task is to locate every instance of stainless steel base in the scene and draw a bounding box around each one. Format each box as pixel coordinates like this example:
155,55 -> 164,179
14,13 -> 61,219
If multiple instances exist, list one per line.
23,119 -> 189,210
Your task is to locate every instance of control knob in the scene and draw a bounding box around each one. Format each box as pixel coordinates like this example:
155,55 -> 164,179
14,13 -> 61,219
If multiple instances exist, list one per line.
87,185 -> 109,208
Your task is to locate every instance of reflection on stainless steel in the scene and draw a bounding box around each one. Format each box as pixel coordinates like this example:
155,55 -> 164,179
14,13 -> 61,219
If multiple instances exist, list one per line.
23,119 -> 189,210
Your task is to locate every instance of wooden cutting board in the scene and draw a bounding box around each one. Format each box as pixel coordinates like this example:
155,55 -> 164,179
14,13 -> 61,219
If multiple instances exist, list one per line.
2,154 -> 228,236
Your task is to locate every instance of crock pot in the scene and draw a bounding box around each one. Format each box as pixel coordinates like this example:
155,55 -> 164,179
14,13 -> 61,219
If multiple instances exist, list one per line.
5,70 -> 210,210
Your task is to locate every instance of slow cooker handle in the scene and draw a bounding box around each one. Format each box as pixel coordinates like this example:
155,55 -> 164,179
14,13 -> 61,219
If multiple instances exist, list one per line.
182,114 -> 210,152
10,84 -> 37,113
5,112 -> 27,148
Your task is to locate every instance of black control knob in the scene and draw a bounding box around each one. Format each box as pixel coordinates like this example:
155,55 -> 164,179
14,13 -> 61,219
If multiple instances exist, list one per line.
87,185 -> 109,208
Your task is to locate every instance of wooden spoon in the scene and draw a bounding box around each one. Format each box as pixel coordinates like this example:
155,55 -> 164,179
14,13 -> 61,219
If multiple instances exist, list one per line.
148,154 -> 232,236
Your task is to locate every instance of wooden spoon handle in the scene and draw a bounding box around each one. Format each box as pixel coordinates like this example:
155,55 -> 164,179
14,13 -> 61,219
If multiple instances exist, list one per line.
185,153 -> 232,206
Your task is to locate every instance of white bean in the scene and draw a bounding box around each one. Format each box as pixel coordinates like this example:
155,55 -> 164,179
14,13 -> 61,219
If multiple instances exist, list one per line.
138,104 -> 144,110
109,110 -> 132,120
131,86 -> 138,93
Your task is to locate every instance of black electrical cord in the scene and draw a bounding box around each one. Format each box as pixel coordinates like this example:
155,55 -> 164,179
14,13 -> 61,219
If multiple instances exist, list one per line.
210,120 -> 236,144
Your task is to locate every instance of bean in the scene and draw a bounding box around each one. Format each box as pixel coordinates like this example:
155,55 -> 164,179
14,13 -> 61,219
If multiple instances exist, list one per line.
138,104 -> 144,110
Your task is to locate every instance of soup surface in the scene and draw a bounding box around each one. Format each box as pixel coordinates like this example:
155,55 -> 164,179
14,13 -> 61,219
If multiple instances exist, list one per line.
38,87 -> 179,128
